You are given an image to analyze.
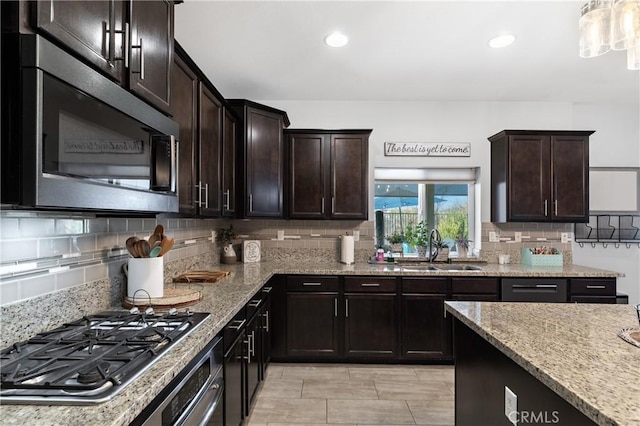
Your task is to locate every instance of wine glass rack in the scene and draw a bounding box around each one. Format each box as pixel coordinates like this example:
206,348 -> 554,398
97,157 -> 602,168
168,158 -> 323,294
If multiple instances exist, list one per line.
574,215 -> 640,247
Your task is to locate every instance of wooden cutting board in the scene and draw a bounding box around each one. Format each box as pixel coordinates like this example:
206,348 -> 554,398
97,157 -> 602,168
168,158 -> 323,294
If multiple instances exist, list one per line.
123,284 -> 203,310
173,270 -> 231,283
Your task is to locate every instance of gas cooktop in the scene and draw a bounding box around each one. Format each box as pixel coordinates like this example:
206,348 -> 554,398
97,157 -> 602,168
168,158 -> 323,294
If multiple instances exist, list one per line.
0,309 -> 209,404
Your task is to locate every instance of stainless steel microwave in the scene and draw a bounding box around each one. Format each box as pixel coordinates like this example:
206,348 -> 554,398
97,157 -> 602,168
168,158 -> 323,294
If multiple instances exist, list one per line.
2,34 -> 179,213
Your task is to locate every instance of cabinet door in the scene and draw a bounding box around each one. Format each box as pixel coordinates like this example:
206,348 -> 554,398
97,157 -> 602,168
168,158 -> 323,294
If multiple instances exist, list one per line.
35,0 -> 125,81
345,294 -> 397,358
245,313 -> 261,414
330,133 -> 369,219
222,108 -> 236,217
401,294 -> 450,360
268,275 -> 287,360
508,134 -> 551,221
128,0 -> 173,112
246,108 -> 284,217
260,288 -> 272,376
286,293 -> 340,358
198,83 -> 222,216
170,54 -> 198,215
289,133 -> 328,219
552,135 -> 589,221
224,332 -> 246,426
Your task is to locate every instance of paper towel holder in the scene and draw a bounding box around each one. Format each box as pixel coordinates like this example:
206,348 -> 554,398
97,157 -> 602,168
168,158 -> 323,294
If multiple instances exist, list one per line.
341,235 -> 355,265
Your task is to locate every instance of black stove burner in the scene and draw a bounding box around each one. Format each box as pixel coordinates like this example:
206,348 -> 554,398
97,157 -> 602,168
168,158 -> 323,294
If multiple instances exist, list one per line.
77,361 -> 111,385
0,310 -> 210,404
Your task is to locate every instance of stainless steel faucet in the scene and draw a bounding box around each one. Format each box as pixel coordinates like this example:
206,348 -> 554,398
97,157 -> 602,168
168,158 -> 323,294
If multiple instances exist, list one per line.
428,228 -> 442,262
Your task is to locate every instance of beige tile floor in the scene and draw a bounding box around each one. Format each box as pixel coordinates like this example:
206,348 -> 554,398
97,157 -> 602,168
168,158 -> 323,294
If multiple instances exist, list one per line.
245,363 -> 455,426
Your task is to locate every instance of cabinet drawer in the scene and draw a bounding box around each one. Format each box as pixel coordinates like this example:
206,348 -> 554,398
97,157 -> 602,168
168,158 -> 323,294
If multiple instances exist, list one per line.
401,277 -> 447,294
451,278 -> 499,295
287,276 -> 339,292
345,277 -> 397,293
570,295 -> 617,304
569,278 -> 616,296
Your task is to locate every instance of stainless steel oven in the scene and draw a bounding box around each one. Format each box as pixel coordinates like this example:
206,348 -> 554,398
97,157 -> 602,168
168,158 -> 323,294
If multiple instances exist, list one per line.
134,336 -> 224,426
2,34 -> 179,213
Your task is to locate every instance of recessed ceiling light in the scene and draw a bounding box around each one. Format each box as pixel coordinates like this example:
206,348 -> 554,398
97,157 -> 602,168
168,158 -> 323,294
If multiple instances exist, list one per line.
324,32 -> 349,48
488,34 -> 516,49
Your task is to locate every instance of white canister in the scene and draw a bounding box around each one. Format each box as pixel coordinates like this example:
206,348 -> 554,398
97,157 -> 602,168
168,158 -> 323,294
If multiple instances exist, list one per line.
127,257 -> 164,299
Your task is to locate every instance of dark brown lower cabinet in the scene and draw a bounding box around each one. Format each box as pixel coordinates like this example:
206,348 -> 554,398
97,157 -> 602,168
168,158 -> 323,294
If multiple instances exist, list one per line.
224,329 -> 245,426
401,277 -> 450,360
569,278 -> 617,304
286,292 -> 340,358
345,293 -> 397,358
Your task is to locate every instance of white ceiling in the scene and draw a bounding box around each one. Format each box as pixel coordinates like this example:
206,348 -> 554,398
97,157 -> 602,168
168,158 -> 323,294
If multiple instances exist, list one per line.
174,0 -> 640,104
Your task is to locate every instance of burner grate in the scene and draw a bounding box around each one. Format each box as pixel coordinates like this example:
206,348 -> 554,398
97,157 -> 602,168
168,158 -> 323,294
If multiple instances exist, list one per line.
0,310 -> 209,403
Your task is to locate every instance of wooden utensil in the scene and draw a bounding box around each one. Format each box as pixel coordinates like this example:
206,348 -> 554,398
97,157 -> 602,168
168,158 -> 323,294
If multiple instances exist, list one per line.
148,225 -> 164,247
126,236 -> 140,257
149,246 -> 162,258
134,239 -> 151,258
158,237 -> 174,257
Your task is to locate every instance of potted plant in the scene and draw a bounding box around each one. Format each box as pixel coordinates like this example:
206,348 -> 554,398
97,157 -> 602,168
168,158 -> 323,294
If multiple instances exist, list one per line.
434,240 -> 450,262
217,225 -> 238,264
387,232 -> 406,254
455,234 -> 472,258
405,221 -> 430,257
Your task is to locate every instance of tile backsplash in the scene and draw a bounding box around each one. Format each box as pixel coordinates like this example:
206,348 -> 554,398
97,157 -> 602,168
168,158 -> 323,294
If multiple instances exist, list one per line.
0,210 -> 574,308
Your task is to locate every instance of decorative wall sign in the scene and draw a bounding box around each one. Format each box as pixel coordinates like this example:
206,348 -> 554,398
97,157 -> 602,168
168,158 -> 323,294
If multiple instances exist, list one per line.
384,142 -> 470,157
243,240 -> 261,263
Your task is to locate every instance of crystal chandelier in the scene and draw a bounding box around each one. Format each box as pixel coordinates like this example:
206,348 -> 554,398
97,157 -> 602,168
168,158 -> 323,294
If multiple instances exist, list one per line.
579,0 -> 640,70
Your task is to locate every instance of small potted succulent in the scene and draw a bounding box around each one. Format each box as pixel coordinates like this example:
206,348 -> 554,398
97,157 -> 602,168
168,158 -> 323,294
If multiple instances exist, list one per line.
434,240 -> 450,262
387,232 -> 406,254
455,234 -> 472,258
217,225 -> 238,264
406,221 -> 430,257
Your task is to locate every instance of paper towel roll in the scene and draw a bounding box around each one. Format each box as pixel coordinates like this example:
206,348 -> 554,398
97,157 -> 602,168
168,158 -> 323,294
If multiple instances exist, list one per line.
127,257 -> 164,299
341,236 -> 355,264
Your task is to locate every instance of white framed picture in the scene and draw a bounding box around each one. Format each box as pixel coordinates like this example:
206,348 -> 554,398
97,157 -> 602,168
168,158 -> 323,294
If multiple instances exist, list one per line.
243,240 -> 261,263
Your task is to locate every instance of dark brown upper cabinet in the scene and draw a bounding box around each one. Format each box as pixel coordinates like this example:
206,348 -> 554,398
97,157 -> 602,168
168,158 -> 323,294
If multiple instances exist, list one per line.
171,42 -> 229,217
489,130 -> 593,223
33,0 -> 173,113
286,129 -> 371,220
34,0 -> 126,81
222,108 -> 237,217
228,100 -> 290,218
128,0 -> 173,113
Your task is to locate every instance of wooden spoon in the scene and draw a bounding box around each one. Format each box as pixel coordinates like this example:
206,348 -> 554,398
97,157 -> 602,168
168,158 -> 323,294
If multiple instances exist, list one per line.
148,225 -> 164,247
158,237 -> 174,257
126,236 -> 140,257
135,239 -> 151,258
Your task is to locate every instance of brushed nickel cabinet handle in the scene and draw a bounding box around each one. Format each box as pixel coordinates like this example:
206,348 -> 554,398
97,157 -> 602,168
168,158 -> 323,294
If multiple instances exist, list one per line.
334,298 -> 338,317
249,194 -> 253,212
303,282 -> 322,286
204,183 -> 209,208
544,200 -> 548,217
586,285 -> 606,289
345,299 -> 349,317
131,38 -> 144,79
332,197 -> 335,214
361,283 -> 380,287
262,310 -> 270,332
321,197 -> 325,214
554,199 -> 558,216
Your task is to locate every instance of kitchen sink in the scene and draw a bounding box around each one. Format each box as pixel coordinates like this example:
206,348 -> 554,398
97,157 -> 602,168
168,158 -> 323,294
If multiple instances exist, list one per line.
437,264 -> 484,271
400,264 -> 483,272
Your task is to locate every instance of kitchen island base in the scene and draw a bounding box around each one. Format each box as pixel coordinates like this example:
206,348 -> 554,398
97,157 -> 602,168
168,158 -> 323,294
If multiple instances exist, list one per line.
454,318 -> 596,426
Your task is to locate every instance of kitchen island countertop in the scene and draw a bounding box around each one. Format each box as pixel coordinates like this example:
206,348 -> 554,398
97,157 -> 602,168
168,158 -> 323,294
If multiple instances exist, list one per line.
445,301 -> 640,426
0,261 -> 624,425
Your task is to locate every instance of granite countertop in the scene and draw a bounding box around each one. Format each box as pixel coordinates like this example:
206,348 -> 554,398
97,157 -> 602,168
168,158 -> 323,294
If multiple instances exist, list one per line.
445,301 -> 640,426
0,261 -> 624,425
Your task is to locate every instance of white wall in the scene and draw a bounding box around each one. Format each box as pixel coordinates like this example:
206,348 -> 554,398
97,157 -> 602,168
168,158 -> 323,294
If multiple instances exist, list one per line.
572,102 -> 640,305
264,99 -> 640,304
